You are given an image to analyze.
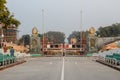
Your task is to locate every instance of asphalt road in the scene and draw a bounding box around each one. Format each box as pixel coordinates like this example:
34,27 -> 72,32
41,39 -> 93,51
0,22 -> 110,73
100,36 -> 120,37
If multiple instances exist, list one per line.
0,57 -> 120,80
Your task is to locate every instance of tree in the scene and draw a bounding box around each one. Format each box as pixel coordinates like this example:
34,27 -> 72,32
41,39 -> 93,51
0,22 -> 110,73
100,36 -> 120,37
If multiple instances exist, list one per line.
67,31 -> 80,43
18,34 -> 30,46
96,23 -> 120,37
0,0 -> 20,29
17,37 -> 24,45
67,31 -> 88,43
38,33 -> 42,38
46,31 -> 65,43
23,35 -> 30,46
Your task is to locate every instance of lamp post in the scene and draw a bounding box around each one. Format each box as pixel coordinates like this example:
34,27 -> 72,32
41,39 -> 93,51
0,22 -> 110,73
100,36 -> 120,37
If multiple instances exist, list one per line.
0,24 -> 2,48
0,22 -> 4,48
42,9 -> 45,55
0,27 -> 4,48
1,33 -> 4,66
1,33 -> 4,46
0,22 -> 4,66
80,10 -> 83,55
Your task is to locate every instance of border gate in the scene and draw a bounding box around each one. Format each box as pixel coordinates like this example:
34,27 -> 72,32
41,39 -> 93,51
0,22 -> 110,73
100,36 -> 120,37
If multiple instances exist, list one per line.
44,44 -> 86,56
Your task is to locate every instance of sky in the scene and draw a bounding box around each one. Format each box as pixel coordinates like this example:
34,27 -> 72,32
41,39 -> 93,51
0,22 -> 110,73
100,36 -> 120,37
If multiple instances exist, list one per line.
6,0 -> 120,38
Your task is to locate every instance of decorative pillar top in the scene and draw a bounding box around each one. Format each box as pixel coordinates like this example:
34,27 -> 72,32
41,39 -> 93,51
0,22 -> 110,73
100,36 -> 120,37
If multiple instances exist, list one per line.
89,27 -> 96,36
32,27 -> 38,37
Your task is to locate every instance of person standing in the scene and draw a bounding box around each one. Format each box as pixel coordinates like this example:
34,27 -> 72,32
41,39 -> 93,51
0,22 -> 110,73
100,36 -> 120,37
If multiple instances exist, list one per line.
10,47 -> 14,56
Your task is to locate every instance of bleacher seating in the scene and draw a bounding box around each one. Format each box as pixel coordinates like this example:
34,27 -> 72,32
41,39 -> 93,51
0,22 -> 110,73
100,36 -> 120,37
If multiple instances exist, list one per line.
105,53 -> 120,65
0,53 -> 16,66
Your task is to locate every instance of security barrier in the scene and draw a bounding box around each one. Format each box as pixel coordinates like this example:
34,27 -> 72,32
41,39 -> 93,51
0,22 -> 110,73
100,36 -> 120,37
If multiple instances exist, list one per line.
0,53 -> 16,66
105,53 -> 120,65
0,52 -> 25,69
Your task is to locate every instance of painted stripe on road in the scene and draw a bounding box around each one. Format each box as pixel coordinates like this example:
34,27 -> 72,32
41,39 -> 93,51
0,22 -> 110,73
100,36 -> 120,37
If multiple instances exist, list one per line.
61,57 -> 64,80
75,62 -> 77,64
49,62 -> 53,64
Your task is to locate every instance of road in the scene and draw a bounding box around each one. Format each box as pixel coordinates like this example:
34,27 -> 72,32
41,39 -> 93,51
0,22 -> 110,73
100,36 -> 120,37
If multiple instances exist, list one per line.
0,57 -> 120,80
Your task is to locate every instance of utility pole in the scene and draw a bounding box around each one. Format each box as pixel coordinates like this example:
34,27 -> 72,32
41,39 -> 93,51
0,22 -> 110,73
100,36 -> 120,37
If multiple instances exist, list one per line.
80,10 -> 83,54
42,9 -> 44,55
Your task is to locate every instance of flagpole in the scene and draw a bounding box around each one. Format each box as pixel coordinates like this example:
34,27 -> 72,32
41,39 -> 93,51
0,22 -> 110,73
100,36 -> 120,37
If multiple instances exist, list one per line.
42,9 -> 44,55
80,10 -> 82,53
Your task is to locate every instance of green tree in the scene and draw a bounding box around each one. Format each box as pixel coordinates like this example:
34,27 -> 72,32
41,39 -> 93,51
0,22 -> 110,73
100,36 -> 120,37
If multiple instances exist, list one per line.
67,31 -> 80,43
67,31 -> 88,43
38,33 -> 42,38
23,35 -> 30,46
46,31 -> 65,43
17,37 -> 24,45
0,0 -> 20,29
96,23 -> 120,37
18,34 -> 30,46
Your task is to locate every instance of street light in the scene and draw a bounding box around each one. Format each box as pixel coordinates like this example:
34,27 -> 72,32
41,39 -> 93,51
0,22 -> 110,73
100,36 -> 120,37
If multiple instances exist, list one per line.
0,22 -> 4,48
0,22 -> 4,66
1,34 -> 4,37
0,22 -> 3,48
1,33 -> 4,44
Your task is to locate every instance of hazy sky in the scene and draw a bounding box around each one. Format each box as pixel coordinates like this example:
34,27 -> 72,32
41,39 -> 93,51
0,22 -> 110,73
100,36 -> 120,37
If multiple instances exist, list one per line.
6,0 -> 120,38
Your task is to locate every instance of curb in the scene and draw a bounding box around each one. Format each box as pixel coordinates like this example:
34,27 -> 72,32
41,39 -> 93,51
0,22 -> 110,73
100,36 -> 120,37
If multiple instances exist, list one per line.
0,60 -> 26,71
96,60 -> 120,71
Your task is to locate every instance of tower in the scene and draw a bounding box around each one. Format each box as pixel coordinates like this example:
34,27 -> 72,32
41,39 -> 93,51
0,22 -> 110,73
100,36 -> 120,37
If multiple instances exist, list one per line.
87,27 -> 98,53
30,27 -> 41,54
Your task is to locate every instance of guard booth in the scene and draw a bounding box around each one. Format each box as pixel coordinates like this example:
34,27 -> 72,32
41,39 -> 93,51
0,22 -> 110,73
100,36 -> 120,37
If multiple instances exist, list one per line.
64,44 -> 86,56
44,43 -> 86,56
45,44 -> 63,56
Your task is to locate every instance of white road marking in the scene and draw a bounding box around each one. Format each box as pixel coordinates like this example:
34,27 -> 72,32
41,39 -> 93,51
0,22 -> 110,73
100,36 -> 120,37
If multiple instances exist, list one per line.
75,62 -> 77,64
61,57 -> 64,80
49,62 -> 53,64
